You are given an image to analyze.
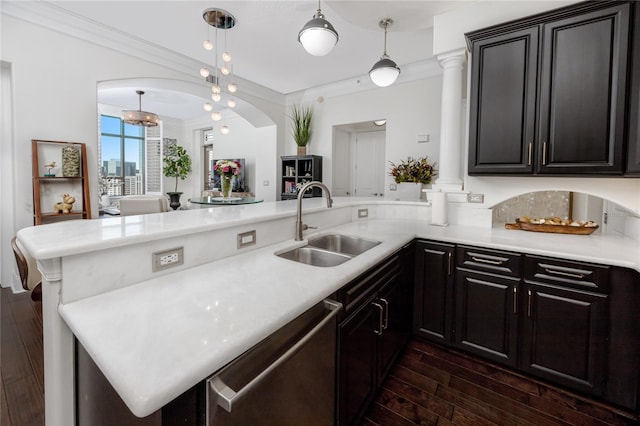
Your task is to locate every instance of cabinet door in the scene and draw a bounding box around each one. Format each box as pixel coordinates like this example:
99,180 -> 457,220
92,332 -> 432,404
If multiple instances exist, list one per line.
413,241 -> 455,344
377,268 -> 412,383
468,27 -> 538,174
521,282 -> 607,396
454,270 -> 519,367
538,3 -> 629,174
337,302 -> 377,426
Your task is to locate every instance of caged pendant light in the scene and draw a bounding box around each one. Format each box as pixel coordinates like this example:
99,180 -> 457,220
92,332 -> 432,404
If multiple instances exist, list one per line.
121,90 -> 159,127
298,0 -> 339,56
369,19 -> 401,87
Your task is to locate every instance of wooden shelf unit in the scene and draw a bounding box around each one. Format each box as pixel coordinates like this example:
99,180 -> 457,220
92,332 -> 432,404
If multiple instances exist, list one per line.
32,140 -> 92,225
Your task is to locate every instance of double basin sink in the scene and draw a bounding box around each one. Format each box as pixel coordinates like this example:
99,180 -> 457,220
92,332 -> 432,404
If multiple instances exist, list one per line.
277,234 -> 381,267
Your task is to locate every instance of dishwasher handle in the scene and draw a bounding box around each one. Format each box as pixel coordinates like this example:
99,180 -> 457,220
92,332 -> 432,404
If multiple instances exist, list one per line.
208,299 -> 342,413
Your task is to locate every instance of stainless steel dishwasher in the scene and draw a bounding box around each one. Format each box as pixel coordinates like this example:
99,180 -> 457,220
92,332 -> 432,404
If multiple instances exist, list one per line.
206,299 -> 342,425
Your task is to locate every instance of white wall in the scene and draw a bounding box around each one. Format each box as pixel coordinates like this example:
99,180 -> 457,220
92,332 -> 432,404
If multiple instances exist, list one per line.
288,75 -> 443,197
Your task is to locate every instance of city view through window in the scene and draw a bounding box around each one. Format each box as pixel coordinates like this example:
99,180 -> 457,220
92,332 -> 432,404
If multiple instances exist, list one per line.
99,115 -> 146,196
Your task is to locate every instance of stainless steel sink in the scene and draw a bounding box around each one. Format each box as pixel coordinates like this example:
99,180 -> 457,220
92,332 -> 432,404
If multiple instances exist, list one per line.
276,246 -> 352,267
307,234 -> 381,256
277,234 -> 381,267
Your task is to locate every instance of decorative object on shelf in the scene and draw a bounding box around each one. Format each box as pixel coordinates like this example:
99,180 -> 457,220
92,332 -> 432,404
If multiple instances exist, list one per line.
298,0 -> 339,56
290,104 -> 313,155
214,159 -> 242,199
61,145 -> 80,177
390,156 -> 437,201
369,19 -> 401,87
163,144 -> 192,210
202,7 -> 238,134
121,90 -> 159,127
505,217 -> 599,235
53,194 -> 76,214
43,161 -> 56,177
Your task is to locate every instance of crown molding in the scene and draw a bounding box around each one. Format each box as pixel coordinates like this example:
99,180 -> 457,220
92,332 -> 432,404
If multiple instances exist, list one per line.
287,58 -> 443,104
1,1 -> 285,106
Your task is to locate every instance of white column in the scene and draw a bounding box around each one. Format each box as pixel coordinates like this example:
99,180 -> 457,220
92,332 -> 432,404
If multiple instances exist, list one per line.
39,258 -> 76,426
434,49 -> 466,191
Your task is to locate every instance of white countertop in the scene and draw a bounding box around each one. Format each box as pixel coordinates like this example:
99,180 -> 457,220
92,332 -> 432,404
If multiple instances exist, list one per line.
32,199 -> 639,418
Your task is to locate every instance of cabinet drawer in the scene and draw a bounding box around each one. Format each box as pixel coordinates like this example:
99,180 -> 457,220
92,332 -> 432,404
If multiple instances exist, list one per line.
524,255 -> 609,293
456,245 -> 521,277
338,253 -> 401,318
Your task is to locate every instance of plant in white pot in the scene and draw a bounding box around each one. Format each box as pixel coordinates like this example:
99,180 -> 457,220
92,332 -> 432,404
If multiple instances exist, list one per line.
290,104 -> 313,155
163,144 -> 192,210
389,156 -> 437,201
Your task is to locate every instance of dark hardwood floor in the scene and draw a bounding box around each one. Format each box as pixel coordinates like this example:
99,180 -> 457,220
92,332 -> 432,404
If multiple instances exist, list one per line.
1,286 -> 44,426
1,286 -> 637,426
362,339 -> 638,426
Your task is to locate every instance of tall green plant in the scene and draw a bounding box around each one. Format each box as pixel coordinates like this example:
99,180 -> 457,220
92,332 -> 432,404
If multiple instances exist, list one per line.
290,104 -> 313,147
163,144 -> 192,193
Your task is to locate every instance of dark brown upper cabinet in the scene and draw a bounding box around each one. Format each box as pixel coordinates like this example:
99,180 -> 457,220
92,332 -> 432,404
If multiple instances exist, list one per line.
467,1 -> 631,176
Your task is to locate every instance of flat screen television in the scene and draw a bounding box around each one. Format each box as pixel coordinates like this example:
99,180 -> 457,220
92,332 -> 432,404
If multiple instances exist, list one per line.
211,158 -> 246,191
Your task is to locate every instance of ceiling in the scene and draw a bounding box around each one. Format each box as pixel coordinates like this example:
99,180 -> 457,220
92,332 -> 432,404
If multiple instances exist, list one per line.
43,1 -> 474,120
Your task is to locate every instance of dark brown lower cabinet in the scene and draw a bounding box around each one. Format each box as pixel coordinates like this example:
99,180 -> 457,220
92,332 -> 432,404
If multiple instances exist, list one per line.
454,269 -> 519,367
520,282 -> 607,396
337,244 -> 413,426
413,241 -> 455,345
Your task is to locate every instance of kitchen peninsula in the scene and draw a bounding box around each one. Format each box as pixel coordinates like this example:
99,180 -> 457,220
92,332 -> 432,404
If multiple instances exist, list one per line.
17,198 -> 640,425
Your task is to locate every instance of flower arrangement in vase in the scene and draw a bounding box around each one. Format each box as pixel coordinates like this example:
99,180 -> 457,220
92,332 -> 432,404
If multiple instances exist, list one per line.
389,156 -> 437,201
214,159 -> 242,198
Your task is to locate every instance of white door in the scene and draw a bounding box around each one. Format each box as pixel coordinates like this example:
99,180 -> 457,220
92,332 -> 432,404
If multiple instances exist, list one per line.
332,128 -> 351,196
354,131 -> 385,197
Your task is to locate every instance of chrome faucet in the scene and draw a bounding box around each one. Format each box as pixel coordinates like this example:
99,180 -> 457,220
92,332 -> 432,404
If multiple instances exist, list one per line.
295,181 -> 333,241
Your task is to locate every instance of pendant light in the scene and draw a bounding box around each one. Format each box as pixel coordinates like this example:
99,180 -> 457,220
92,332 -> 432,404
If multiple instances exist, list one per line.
298,0 -> 338,56
121,90 -> 159,127
202,8 -> 238,130
369,19 -> 401,87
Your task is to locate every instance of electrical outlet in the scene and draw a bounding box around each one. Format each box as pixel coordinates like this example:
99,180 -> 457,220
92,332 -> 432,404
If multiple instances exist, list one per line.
358,208 -> 369,218
237,230 -> 256,249
152,247 -> 184,272
467,193 -> 485,203
390,184 -> 397,191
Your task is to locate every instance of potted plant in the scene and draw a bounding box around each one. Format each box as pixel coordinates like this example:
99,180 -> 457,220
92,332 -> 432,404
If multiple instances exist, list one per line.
389,156 -> 437,201
290,104 -> 313,155
163,144 -> 192,210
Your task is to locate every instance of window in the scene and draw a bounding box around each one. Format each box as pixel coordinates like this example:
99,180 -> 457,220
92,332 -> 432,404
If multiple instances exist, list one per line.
203,128 -> 215,190
99,115 -> 162,196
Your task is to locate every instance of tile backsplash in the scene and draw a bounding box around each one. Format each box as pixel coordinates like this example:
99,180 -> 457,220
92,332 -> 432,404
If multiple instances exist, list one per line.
492,191 -> 571,224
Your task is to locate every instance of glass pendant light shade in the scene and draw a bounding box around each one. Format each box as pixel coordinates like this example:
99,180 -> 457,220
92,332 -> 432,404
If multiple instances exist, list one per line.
220,125 -> 230,135
200,67 -> 210,77
227,83 -> 237,93
211,111 -> 222,121
369,18 -> 401,88
203,102 -> 213,111
227,99 -> 236,108
369,56 -> 401,87
298,0 -> 338,56
203,39 -> 213,50
121,90 -> 158,127
222,52 -> 232,62
211,93 -> 221,102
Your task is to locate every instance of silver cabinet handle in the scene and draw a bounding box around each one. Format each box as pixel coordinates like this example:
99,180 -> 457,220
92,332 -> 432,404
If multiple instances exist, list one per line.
447,251 -> 452,276
527,290 -> 532,317
542,141 -> 548,165
471,256 -> 503,266
379,298 -> 389,330
208,299 -> 342,413
513,287 -> 517,314
373,302 -> 384,335
527,141 -> 532,166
